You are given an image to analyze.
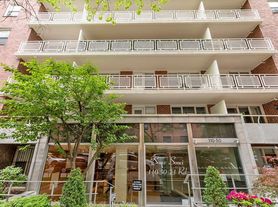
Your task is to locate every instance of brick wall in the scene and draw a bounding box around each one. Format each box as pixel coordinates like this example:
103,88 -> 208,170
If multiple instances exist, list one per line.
243,0 -> 278,74
157,105 -> 171,114
263,100 -> 278,123
124,105 -> 132,114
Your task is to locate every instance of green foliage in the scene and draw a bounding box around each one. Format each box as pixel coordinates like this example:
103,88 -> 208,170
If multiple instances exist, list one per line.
60,168 -> 87,207
38,0 -> 168,22
203,166 -> 228,207
0,59 -> 130,170
0,166 -> 27,198
0,195 -> 51,207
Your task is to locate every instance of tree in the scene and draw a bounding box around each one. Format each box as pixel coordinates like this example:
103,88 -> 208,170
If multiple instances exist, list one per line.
203,166 -> 228,207
60,168 -> 87,207
1,0 -> 168,23
253,167 -> 278,201
0,166 -> 27,199
0,59 -> 131,171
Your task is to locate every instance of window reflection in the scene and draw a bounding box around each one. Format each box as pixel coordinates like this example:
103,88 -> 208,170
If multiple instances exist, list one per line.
196,147 -> 246,192
144,123 -> 188,143
93,145 -> 139,204
40,145 -> 89,200
192,123 -> 236,138
252,146 -> 278,172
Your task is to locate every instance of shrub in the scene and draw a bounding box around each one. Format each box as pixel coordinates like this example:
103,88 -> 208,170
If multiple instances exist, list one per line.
0,195 -> 51,207
203,166 -> 228,207
60,168 -> 87,207
0,166 -> 27,199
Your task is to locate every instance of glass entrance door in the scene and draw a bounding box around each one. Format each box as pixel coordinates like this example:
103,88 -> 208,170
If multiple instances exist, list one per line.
145,145 -> 190,206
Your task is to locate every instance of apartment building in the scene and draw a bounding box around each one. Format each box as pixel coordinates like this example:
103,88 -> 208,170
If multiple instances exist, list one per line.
1,0 -> 278,206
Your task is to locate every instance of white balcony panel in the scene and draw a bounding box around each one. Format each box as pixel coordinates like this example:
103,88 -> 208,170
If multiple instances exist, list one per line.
210,75 -> 235,88
184,75 -> 209,89
154,11 -> 174,20
248,39 -> 273,50
202,40 -> 225,50
88,41 -> 109,51
235,75 -> 262,88
134,11 -> 153,21
52,13 -> 72,21
114,11 -> 133,21
226,39 -> 248,50
159,76 -> 183,88
111,40 -> 132,51
65,41 -> 87,52
196,10 -> 215,19
156,40 -> 178,50
43,41 -> 64,52
237,10 -> 260,19
109,76 -> 131,88
179,40 -> 201,50
261,76 -> 278,88
133,76 -> 156,88
19,42 -> 43,52
175,10 -> 195,20
216,10 -> 237,20
133,40 -> 155,51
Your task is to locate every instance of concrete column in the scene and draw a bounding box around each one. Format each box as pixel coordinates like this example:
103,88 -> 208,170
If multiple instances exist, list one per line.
138,123 -> 145,207
187,124 -> 202,203
27,136 -> 49,193
86,148 -> 96,203
210,100 -> 228,114
115,146 -> 128,203
205,60 -> 222,88
235,122 -> 259,190
202,27 -> 212,39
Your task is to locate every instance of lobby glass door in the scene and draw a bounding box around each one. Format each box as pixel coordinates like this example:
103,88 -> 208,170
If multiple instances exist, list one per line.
145,145 -> 190,205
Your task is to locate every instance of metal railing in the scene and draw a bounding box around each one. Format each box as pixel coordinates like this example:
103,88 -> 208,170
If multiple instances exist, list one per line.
0,180 -> 114,205
30,9 -> 260,23
17,38 -> 274,53
105,74 -> 278,90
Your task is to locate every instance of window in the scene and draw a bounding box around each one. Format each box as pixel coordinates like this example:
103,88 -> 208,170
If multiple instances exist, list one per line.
133,106 -> 156,114
171,106 -> 207,114
227,106 -> 264,123
4,4 -> 21,17
192,123 -> 237,138
268,0 -> 278,13
0,30 -> 10,45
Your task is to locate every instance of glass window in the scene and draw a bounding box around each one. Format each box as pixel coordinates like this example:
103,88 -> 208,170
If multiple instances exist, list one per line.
252,146 -> 278,172
94,145 -> 139,204
182,107 -> 195,114
196,147 -> 246,192
4,4 -> 21,17
133,107 -> 143,114
192,123 -> 237,138
268,1 -> 278,13
40,145 -> 89,200
172,107 -> 182,114
0,30 -> 10,45
145,106 -> 156,114
144,123 -> 188,143
227,108 -> 238,114
196,107 -> 206,114
146,145 -> 190,205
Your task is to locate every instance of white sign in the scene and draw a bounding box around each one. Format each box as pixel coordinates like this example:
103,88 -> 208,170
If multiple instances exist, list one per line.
193,138 -> 239,144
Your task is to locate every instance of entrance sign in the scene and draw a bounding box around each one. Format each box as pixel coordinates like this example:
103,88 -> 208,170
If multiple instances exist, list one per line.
132,180 -> 142,191
193,138 -> 239,144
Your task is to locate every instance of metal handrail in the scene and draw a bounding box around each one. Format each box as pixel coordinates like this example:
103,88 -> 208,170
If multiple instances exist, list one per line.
17,38 -> 275,53
30,9 -> 261,23
105,74 -> 278,90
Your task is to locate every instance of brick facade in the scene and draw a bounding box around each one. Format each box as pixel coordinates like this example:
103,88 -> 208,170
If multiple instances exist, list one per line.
263,100 -> 278,123
157,105 -> 171,114
243,0 -> 278,74
124,105 -> 132,114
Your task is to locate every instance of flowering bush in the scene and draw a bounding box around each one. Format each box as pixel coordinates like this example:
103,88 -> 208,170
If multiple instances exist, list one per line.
226,190 -> 274,207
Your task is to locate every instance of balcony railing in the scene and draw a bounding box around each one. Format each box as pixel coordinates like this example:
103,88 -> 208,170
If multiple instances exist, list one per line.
30,9 -> 260,23
106,74 -> 278,90
18,38 -> 274,54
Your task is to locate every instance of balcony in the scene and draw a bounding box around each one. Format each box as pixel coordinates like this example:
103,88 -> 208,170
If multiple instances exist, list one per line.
17,38 -> 275,71
29,10 -> 261,39
103,74 -> 278,104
